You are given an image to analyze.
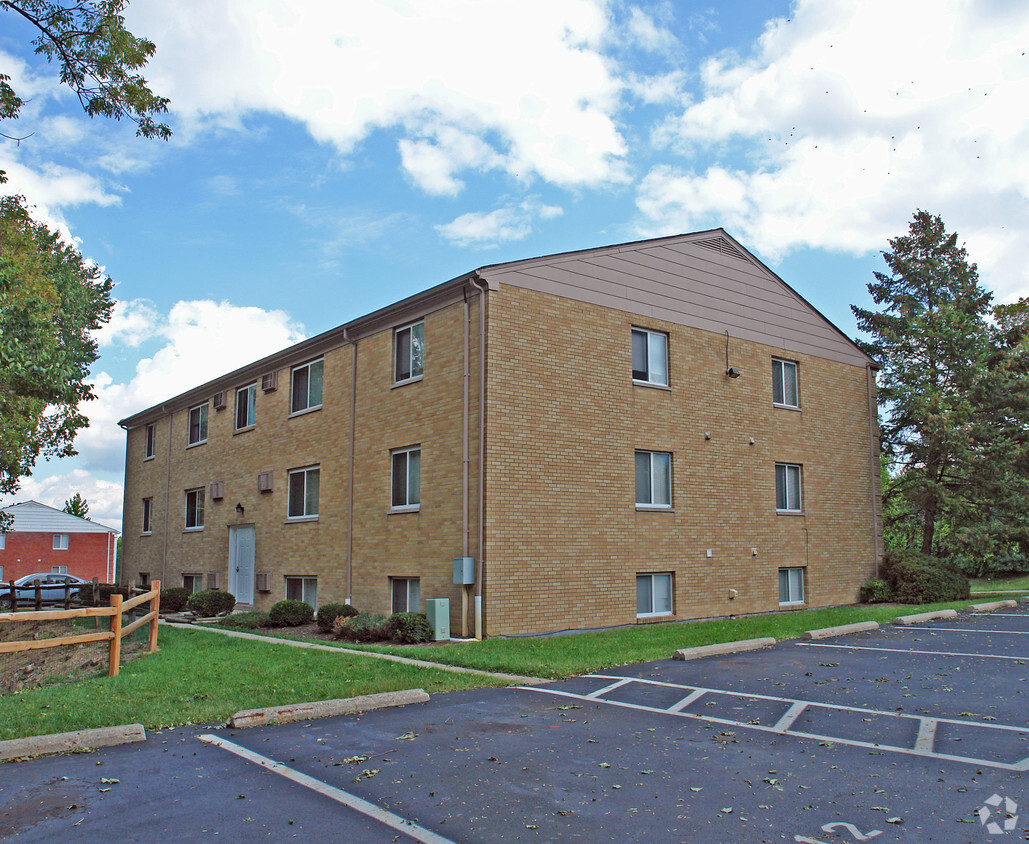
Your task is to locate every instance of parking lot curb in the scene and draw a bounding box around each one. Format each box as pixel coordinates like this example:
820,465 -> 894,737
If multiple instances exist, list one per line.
892,609 -> 959,625
0,723 -> 146,763
672,637 -> 775,661
803,621 -> 879,640
969,599 -> 1018,612
228,688 -> 430,728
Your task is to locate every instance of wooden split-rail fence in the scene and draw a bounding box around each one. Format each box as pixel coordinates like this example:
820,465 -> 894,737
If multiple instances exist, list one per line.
0,580 -> 161,677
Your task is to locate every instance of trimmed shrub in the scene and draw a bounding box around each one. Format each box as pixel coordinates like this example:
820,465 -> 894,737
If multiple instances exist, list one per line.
186,589 -> 237,617
215,611 -> 271,629
859,578 -> 893,604
333,611 -> 387,642
269,599 -> 314,627
160,586 -> 191,613
882,549 -> 970,604
385,612 -> 433,644
316,602 -> 358,633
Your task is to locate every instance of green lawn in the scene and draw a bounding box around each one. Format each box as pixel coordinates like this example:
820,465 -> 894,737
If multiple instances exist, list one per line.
0,625 -> 502,743
971,573 -> 1029,593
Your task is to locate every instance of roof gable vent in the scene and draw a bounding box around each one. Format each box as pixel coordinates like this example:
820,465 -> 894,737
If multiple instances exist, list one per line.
695,236 -> 747,262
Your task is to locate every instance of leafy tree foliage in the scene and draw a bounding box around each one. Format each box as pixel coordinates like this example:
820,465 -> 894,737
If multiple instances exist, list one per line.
62,491 -> 88,518
855,211 -> 1029,575
0,194 -> 113,497
0,0 -> 170,140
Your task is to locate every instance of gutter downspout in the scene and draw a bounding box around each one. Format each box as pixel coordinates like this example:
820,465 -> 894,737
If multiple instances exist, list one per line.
470,276 -> 488,639
461,289 -> 472,637
866,365 -> 881,578
346,330 -> 357,604
162,409 -> 172,588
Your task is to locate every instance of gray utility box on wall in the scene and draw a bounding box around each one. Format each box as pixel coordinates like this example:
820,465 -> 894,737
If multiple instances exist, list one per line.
453,557 -> 475,585
425,599 -> 451,641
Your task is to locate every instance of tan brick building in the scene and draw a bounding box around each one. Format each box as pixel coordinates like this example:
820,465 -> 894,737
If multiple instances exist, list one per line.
119,230 -> 881,636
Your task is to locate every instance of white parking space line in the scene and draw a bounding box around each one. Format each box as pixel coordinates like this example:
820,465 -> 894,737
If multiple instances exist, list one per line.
797,643 -> 1028,660
521,675 -> 1029,772
892,626 -> 1029,635
585,678 -> 632,699
667,689 -> 707,713
196,734 -> 455,844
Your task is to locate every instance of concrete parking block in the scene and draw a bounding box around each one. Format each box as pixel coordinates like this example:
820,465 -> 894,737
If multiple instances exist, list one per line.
229,688 -> 430,728
893,609 -> 959,625
672,637 -> 775,661
969,600 -> 1018,612
803,621 -> 879,640
0,724 -> 146,763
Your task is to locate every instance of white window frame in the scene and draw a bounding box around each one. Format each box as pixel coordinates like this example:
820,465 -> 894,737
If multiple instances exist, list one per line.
145,422 -> 156,459
290,359 -> 324,415
775,463 -> 803,513
235,383 -> 257,430
287,465 -> 320,520
391,576 -> 421,613
631,327 -> 669,387
394,321 -> 424,384
772,358 -> 800,408
53,534 -> 69,550
185,488 -> 205,531
285,575 -> 318,608
390,446 -> 421,511
0,534 -> 6,550
779,567 -> 806,605
635,450 -> 672,509
51,565 -> 68,574
187,403 -> 208,446
142,498 -> 153,535
636,572 -> 673,618
183,573 -> 203,593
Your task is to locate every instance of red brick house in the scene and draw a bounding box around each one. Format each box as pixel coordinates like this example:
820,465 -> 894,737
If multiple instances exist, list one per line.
0,501 -> 120,584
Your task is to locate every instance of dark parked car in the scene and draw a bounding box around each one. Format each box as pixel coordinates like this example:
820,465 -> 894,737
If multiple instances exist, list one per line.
0,573 -> 91,609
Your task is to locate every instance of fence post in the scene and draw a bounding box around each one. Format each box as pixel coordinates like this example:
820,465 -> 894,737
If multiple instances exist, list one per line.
108,593 -> 123,677
33,579 -> 42,612
148,579 -> 161,652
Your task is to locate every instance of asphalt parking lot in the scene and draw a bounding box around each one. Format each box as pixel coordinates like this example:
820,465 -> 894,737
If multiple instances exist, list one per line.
2,604 -> 1027,843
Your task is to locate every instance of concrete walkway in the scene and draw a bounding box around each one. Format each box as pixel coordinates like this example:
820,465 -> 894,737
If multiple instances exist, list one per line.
163,621 -> 549,685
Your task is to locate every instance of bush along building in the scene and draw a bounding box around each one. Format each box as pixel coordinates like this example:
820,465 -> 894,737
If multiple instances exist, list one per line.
119,230 -> 882,637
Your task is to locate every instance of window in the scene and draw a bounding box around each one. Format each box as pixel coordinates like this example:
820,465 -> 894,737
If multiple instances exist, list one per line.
288,466 -> 320,519
188,403 -> 208,446
291,359 -> 324,414
185,488 -> 205,530
394,321 -> 424,383
51,565 -> 68,574
635,450 -> 672,508
286,576 -> 318,608
53,534 -> 69,550
139,571 -> 150,588
636,573 -> 673,617
391,577 -> 420,613
772,358 -> 800,408
235,383 -> 257,430
142,498 -> 153,534
391,446 -> 421,510
0,534 -> 5,550
183,573 -> 203,593
775,463 -> 803,513
145,422 -> 156,458
631,328 -> 668,386
779,567 -> 805,605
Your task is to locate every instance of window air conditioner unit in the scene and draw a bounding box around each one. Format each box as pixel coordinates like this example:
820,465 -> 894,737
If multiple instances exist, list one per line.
210,480 -> 225,500
213,391 -> 227,410
255,572 -> 271,593
261,371 -> 278,392
206,571 -> 221,589
258,471 -> 274,492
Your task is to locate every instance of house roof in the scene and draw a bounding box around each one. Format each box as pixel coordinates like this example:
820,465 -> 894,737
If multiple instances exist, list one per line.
1,501 -> 120,535
119,229 -> 873,429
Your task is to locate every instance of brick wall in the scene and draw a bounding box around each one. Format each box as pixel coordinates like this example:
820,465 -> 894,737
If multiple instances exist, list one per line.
482,285 -> 880,635
0,532 -> 114,583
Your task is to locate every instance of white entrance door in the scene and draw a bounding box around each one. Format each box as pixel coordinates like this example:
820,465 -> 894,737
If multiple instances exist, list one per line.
228,525 -> 255,605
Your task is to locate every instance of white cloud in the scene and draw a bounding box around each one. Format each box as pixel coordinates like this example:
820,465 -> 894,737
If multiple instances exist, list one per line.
127,0 -> 629,191
4,471 -> 124,534
79,299 -> 307,474
436,200 -> 564,247
636,0 -> 1029,300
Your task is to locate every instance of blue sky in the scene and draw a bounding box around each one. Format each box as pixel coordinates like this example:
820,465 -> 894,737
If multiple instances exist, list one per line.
2,0 -> 1028,531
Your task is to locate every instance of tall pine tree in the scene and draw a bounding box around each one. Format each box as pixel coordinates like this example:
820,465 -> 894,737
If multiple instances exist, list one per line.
853,211 -> 993,558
